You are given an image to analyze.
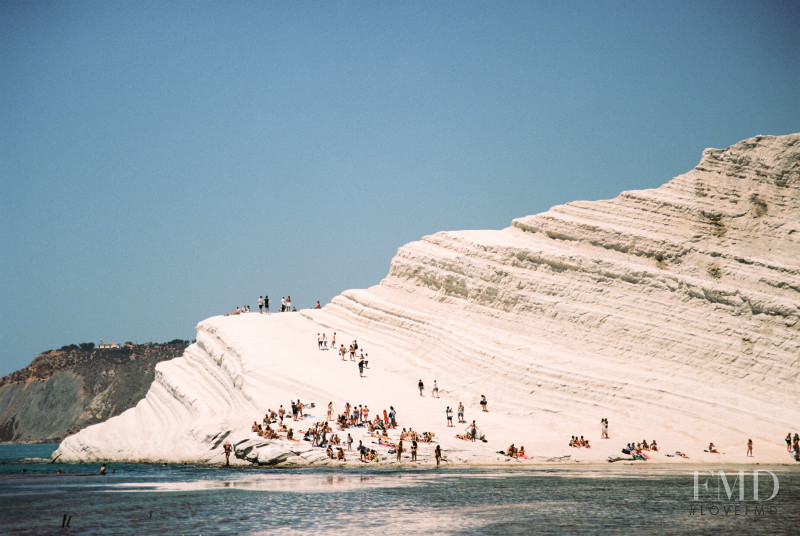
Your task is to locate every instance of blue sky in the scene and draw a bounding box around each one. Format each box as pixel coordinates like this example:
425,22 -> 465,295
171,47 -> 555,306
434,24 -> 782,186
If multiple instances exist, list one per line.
2,0 -> 798,376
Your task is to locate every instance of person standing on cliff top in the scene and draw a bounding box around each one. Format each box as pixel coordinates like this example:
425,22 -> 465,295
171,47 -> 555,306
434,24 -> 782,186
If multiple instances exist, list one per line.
265,295 -> 270,314
258,296 -> 263,313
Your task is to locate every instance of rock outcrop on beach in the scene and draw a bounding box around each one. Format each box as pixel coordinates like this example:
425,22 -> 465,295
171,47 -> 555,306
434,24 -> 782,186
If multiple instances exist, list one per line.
53,134 -> 800,465
0,342 -> 188,443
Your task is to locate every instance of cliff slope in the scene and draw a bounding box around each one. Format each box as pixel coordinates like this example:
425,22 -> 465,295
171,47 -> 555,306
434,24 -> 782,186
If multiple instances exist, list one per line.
53,134 -> 799,465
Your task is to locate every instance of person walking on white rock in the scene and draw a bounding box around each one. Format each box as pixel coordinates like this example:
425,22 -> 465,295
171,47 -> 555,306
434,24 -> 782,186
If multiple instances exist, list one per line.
480,395 -> 488,412
418,379 -> 424,396
446,406 -> 453,427
432,380 -> 439,398
458,401 -> 465,423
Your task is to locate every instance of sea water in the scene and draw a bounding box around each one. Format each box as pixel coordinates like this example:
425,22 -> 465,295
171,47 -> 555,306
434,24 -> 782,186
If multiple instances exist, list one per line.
1,444 -> 798,535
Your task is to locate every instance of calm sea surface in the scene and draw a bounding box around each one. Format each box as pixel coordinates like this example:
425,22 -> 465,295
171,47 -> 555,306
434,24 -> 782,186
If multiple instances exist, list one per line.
1,444 -> 798,535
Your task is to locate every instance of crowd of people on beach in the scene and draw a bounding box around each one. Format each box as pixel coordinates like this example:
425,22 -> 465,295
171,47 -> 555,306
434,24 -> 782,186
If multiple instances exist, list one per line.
244,397 -> 446,464
230,324 -> 800,468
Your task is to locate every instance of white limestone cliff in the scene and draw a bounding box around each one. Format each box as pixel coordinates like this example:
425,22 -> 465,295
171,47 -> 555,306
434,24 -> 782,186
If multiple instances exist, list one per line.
53,133 -> 799,465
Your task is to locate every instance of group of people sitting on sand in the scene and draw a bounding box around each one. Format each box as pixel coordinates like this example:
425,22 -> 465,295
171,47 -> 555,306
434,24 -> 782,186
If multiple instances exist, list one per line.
331,402 -> 400,433
325,443 -> 347,461
399,427 -> 434,443
501,444 -> 528,459
621,439 -> 659,460
569,435 -> 591,448
225,305 -> 251,316
357,441 -> 381,463
252,420 -> 284,440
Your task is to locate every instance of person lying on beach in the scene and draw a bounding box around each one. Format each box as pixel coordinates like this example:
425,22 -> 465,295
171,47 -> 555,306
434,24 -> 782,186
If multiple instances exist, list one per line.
377,436 -> 395,448
457,432 -> 487,442
666,450 -> 689,459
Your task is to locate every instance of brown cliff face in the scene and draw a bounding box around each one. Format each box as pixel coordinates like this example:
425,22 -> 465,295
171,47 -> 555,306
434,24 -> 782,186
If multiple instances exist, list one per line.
0,342 -> 189,443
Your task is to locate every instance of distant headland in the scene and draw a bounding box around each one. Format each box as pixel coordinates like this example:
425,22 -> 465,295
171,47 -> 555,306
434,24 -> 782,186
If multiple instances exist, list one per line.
0,340 -> 190,443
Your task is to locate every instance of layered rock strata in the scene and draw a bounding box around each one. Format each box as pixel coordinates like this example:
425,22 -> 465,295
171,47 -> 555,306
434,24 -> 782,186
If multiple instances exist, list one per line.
53,134 -> 799,465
